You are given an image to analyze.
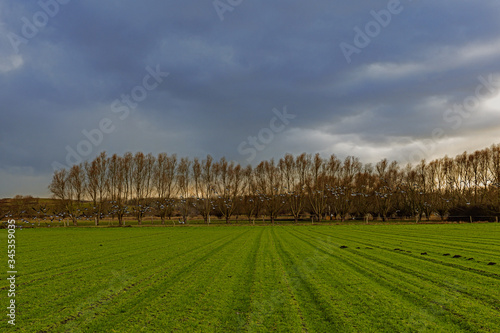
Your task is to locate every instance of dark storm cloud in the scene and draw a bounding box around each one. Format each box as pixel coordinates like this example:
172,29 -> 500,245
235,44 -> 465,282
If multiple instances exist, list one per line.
1,0 -> 500,197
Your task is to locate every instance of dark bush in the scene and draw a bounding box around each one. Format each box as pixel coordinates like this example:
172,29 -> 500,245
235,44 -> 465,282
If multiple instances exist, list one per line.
447,205 -> 499,222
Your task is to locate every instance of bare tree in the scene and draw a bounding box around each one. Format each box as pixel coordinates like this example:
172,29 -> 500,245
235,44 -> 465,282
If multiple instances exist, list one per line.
177,157 -> 192,223
430,157 -> 453,221
192,155 -> 216,224
399,163 -> 426,221
131,152 -> 155,224
489,144 -> 500,211
279,153 -> 308,223
255,159 -> 285,224
374,158 -> 399,221
84,152 -> 108,225
49,166 -> 84,226
107,153 -> 132,226
324,154 -> 341,220
352,163 -> 375,222
334,156 -> 362,222
49,169 -> 68,202
307,154 -> 328,222
214,157 -> 242,224
48,168 -> 70,226
415,159 -> 431,221
241,165 -> 259,224
67,164 -> 86,225
85,160 -> 99,223
154,153 -> 177,224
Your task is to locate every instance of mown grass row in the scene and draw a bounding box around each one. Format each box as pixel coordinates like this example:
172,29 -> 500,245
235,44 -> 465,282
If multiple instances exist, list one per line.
2,228 -> 247,331
286,225 -> 500,331
1,224 -> 499,332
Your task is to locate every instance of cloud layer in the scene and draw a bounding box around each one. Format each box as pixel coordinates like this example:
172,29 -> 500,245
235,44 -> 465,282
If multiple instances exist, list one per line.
1,0 -> 500,197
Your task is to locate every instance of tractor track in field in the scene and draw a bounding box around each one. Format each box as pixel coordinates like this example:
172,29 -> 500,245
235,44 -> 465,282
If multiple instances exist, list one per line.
37,230 -> 248,332
270,228 -> 310,332
18,229 -> 191,269
287,229 -> 499,331
272,228 -> 353,332
347,246 -> 500,311
227,227 -> 263,331
277,228 -> 411,333
177,227 -> 260,331
335,228 -> 500,257
304,229 -> 500,280
284,230 -> 476,332
141,229 -> 260,330
1,231 -> 234,292
319,227 -> 500,258
294,229 -> 500,308
20,229 -> 178,260
345,226 -> 500,245
74,229 -> 252,331
246,229 -> 299,332
5,231 -> 181,282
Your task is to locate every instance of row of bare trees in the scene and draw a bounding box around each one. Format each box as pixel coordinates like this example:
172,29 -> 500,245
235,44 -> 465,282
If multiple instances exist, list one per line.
47,144 -> 500,225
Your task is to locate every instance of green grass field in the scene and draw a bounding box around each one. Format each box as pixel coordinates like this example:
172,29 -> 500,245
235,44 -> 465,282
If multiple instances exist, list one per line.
2,224 -> 500,332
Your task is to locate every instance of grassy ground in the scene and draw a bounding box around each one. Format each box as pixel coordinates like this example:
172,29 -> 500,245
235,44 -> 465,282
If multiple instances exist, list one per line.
7,216 -> 477,228
1,224 -> 499,332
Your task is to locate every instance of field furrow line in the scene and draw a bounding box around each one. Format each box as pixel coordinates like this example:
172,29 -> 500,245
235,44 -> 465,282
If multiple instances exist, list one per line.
287,228 -> 500,332
305,229 -> 500,280
35,229 -> 249,332
77,229 -> 251,332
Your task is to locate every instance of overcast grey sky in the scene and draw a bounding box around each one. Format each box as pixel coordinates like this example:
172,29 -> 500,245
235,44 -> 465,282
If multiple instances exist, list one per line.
1,0 -> 500,198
